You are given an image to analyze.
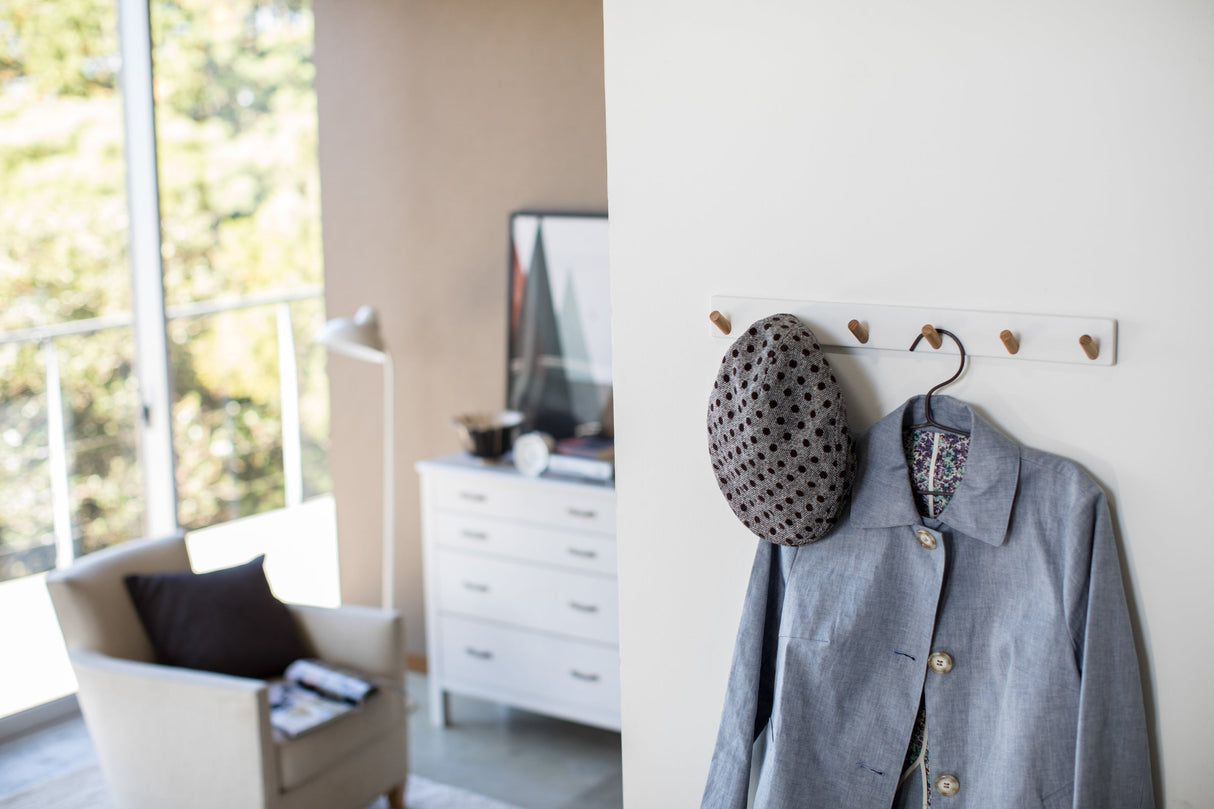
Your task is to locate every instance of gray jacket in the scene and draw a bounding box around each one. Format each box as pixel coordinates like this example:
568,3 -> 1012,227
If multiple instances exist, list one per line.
702,396 -> 1154,809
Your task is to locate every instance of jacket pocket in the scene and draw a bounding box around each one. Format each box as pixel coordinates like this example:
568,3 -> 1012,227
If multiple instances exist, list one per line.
770,635 -> 829,741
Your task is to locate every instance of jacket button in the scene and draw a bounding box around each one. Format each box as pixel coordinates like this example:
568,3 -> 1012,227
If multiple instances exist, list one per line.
915,529 -> 937,550
935,774 -> 960,796
928,651 -> 954,674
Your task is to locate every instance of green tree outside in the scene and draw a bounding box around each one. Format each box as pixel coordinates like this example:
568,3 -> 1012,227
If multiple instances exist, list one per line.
0,0 -> 330,580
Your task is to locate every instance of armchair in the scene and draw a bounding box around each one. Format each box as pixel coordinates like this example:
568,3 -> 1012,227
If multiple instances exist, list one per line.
46,534 -> 408,809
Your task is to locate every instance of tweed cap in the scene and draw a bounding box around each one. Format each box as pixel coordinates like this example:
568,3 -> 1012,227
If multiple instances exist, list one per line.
707,314 -> 856,545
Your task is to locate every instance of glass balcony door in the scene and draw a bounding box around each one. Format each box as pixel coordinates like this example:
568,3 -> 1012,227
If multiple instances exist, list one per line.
0,0 -> 330,721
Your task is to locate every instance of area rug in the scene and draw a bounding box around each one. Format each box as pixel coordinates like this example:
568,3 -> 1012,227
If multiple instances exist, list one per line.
0,767 -> 524,809
402,775 -> 526,809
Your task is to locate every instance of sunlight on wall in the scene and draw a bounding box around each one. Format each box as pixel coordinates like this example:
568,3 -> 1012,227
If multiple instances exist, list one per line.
187,495 -> 340,608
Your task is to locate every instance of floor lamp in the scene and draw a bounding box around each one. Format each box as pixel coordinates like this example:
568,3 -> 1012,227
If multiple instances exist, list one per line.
315,305 -> 395,610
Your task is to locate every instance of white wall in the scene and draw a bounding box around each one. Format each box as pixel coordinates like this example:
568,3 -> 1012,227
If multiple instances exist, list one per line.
604,1 -> 1213,806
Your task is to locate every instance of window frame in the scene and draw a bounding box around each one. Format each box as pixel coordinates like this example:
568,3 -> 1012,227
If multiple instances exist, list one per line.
119,0 -> 178,538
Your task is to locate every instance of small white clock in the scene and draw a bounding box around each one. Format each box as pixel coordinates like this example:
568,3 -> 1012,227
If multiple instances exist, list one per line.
513,431 -> 555,477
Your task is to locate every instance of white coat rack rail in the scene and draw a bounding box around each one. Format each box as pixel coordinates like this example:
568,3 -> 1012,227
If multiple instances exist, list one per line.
707,296 -> 1117,366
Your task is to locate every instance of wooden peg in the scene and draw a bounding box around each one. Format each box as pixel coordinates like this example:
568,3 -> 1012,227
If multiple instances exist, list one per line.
1079,334 -> 1099,360
999,329 -> 1020,355
709,310 -> 732,335
920,324 -> 943,350
847,319 -> 869,344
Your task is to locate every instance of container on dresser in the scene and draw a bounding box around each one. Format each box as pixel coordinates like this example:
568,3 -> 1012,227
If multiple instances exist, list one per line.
415,453 -> 620,731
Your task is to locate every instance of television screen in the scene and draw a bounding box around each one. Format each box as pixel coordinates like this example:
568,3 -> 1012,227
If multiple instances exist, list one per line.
507,211 -> 612,441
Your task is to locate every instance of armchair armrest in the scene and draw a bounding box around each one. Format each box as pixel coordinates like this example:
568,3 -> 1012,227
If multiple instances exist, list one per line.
288,603 -> 405,683
69,649 -> 277,809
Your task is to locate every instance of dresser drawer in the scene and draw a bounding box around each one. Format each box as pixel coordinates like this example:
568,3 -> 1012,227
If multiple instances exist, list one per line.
438,615 -> 620,721
418,454 -> 620,730
436,550 -> 618,644
436,513 -> 617,576
431,473 -> 615,535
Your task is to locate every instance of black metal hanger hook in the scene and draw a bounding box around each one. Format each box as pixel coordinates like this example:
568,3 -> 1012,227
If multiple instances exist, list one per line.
908,327 -> 967,433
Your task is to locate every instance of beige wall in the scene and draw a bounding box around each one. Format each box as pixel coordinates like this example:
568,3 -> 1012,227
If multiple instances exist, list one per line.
313,0 -> 607,658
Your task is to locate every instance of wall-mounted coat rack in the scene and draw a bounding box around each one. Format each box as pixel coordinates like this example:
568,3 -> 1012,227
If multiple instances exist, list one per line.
708,296 -> 1117,366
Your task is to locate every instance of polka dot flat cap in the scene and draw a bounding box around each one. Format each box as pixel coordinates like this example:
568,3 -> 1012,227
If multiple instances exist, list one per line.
707,313 -> 857,545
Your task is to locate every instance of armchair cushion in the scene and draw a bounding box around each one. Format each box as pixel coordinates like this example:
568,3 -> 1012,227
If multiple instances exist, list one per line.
125,555 -> 309,679
276,686 -> 407,791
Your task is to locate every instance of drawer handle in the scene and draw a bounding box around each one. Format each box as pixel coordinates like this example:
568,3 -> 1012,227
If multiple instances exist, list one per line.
463,581 -> 490,593
465,648 -> 494,660
570,670 -> 600,683
459,491 -> 488,503
567,507 -> 597,519
567,547 -> 598,559
569,601 -> 599,613
461,529 -> 489,540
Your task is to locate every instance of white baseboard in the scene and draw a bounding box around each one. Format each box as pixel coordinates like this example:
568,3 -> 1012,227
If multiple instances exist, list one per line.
0,694 -> 80,743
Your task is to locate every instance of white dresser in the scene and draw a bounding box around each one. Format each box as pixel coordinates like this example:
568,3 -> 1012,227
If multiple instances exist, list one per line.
415,454 -> 619,731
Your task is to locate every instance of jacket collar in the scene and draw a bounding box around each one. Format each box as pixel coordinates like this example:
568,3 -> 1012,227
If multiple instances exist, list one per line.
850,395 -> 1019,547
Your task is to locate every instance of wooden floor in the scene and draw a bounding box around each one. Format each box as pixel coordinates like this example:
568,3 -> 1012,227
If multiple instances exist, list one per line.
0,672 -> 623,809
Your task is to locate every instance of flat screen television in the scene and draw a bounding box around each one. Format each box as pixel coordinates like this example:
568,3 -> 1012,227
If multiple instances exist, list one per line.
507,211 -> 612,441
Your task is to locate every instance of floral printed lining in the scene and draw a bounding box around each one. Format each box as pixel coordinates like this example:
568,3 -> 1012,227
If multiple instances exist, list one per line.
903,428 -> 970,518
900,699 -> 931,807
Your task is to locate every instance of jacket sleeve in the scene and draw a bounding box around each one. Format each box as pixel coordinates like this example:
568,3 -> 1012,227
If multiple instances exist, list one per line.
701,540 -> 790,809
1069,490 -> 1155,809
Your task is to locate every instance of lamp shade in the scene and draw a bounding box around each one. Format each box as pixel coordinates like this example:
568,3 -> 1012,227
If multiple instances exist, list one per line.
315,305 -> 386,363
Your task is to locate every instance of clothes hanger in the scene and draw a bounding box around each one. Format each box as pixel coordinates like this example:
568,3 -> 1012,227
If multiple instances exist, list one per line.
907,327 -> 971,437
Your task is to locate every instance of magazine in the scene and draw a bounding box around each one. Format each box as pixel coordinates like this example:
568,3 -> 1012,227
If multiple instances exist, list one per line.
284,658 -> 377,703
549,437 -> 614,482
554,436 -> 614,461
269,659 -> 378,738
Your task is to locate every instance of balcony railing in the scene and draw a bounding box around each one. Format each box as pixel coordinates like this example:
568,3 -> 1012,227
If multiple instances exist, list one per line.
0,285 -> 325,580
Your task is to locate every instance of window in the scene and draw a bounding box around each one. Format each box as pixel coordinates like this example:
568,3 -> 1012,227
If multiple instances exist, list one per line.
151,0 -> 328,528
0,0 -> 330,719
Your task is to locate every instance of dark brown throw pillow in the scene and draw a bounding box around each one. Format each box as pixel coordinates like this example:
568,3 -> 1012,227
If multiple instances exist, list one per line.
124,555 -> 309,679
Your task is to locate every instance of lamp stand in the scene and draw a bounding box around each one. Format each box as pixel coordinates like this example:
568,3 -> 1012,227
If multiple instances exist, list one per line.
381,353 -> 395,611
